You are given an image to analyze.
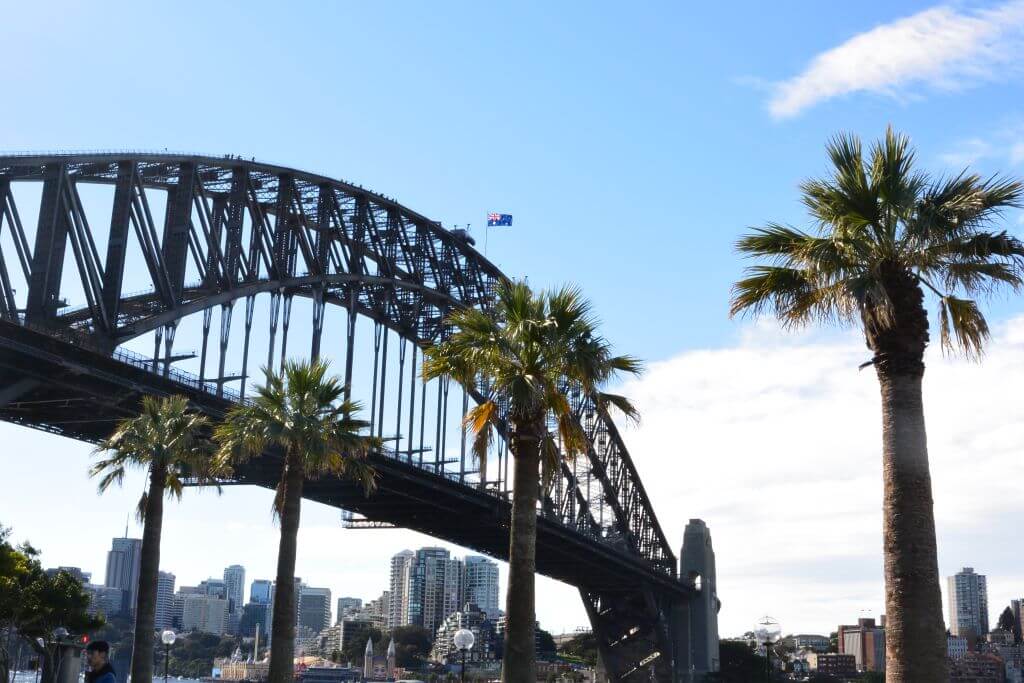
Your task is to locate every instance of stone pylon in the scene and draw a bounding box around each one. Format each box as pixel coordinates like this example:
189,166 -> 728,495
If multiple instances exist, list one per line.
673,518 -> 721,681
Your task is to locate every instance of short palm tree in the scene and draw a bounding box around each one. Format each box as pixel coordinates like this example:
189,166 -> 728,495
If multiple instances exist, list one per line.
423,281 -> 642,683
92,394 -> 224,683
214,359 -> 376,683
731,128 -> 1024,682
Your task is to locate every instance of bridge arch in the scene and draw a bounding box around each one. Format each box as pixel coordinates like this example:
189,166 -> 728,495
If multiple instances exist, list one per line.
0,152 -> 701,680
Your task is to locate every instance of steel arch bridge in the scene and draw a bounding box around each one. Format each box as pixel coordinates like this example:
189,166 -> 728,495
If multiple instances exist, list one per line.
0,153 -> 710,681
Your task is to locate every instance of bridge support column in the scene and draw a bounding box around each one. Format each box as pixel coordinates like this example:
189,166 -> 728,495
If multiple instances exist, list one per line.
674,519 -> 720,681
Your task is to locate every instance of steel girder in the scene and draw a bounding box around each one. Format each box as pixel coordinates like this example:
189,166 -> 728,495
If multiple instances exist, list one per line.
0,152 -> 691,679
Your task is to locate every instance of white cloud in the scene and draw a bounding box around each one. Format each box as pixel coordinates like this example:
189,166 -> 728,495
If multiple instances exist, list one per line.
618,315 -> 1024,635
769,2 -> 1024,119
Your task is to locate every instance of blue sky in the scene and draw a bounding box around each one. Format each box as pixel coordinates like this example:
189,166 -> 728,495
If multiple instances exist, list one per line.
3,0 -> 1024,639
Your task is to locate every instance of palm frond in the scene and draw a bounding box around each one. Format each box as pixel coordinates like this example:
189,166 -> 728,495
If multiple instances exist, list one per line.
596,392 -> 640,425
938,296 -> 989,359
135,491 -> 148,523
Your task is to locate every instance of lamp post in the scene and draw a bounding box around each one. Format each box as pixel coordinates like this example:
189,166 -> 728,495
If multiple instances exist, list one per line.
452,629 -> 474,683
161,631 -> 177,683
754,616 -> 781,680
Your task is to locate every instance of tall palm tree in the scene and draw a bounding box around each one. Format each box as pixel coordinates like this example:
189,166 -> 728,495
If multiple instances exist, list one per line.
731,128 -> 1024,681
422,281 -> 642,683
214,360 -> 376,683
92,395 -> 224,683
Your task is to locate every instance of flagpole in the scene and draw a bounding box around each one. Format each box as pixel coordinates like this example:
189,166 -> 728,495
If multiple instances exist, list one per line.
484,223 -> 490,257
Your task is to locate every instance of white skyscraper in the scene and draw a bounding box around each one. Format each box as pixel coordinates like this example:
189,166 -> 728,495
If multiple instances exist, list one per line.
155,571 -> 176,629
388,550 -> 415,629
104,537 -> 142,615
223,565 -> 246,612
463,556 -> 500,617
948,567 -> 989,637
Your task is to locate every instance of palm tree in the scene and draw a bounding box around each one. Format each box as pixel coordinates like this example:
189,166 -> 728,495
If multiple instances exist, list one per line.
92,395 -> 224,683
730,128 -> 1024,681
214,359 -> 376,683
422,282 -> 642,683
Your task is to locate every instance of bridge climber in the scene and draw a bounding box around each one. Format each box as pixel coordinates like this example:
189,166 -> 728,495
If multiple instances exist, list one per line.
0,153 -> 719,681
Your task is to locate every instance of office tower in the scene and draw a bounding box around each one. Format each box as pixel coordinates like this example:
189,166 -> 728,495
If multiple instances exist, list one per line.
463,556 -> 500,617
388,551 -> 415,629
250,579 -> 273,605
299,586 -> 332,634
240,602 -> 269,640
948,567 -> 990,638
155,571 -> 176,629
224,565 -> 246,611
181,594 -> 228,635
336,597 -> 362,622
104,537 -> 142,616
199,577 -> 227,598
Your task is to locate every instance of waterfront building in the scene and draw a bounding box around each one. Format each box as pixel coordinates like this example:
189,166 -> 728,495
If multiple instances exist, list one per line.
430,603 -> 497,664
948,567 -> 990,638
250,579 -> 273,605
104,537 -> 142,615
155,571 -> 176,629
838,617 -> 885,672
300,586 -> 332,634
181,594 -> 229,635
462,556 -> 499,618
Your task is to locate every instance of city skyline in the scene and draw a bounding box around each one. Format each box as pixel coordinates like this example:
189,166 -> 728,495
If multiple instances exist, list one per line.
3,0 -> 1024,640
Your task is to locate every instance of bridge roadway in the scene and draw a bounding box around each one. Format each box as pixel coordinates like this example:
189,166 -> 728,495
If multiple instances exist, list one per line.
0,321 -> 685,597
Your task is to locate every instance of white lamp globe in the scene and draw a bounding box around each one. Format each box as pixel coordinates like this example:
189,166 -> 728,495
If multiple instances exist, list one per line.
161,630 -> 177,646
453,628 -> 475,651
754,616 -> 781,645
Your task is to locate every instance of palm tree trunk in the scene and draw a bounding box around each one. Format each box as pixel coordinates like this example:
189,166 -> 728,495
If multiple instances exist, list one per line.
268,453 -> 304,683
130,464 -> 166,683
502,423 -> 540,683
877,369 -> 948,681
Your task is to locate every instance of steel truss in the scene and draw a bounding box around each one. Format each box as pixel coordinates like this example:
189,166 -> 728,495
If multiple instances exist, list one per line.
0,153 -> 693,680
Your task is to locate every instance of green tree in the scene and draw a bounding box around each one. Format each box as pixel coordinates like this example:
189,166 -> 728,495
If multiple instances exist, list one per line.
390,625 -> 433,667
93,395 -> 224,683
341,627 -> 381,665
998,606 -> 1016,634
215,360 -> 377,683
0,526 -> 103,683
536,628 -> 556,660
423,282 -> 641,683
558,632 -> 597,665
706,641 -> 768,683
731,129 -> 1023,682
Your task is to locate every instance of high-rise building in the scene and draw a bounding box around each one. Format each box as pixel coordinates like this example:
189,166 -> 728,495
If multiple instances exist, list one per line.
224,565 -> 246,611
462,556 -> 500,617
155,571 -> 176,630
1011,599 -> 1023,644
266,577 -> 301,644
104,537 -> 142,616
336,597 -> 362,622
299,586 -> 332,634
199,578 -> 227,599
409,548 -> 463,635
388,551 -> 415,629
429,603 -> 498,664
250,580 -> 273,605
240,602 -> 269,640
181,594 -> 228,635
948,567 -> 989,638
838,617 -> 885,672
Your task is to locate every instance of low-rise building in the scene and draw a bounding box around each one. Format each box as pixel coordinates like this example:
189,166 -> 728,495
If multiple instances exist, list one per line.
950,635 -> 970,660
839,617 -> 885,672
807,653 -> 856,676
182,594 -> 228,635
949,652 -> 1005,682
791,634 -> 830,653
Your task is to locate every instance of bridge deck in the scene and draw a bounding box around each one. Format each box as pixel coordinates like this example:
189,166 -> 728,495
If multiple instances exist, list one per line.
0,320 -> 687,598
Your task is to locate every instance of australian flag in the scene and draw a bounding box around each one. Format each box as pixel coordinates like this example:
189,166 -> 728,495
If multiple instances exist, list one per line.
487,213 -> 513,227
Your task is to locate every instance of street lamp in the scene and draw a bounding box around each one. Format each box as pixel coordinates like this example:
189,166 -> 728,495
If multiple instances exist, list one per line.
161,631 -> 177,683
754,616 -> 781,680
453,629 -> 475,683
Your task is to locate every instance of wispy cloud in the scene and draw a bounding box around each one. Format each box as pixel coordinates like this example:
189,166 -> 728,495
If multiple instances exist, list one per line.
769,2 -> 1024,119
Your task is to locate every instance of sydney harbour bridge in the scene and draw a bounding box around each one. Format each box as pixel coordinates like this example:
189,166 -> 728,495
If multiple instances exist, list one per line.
0,153 -> 719,681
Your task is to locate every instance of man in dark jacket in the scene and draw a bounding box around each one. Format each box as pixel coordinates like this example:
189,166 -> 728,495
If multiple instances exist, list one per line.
84,641 -> 116,683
